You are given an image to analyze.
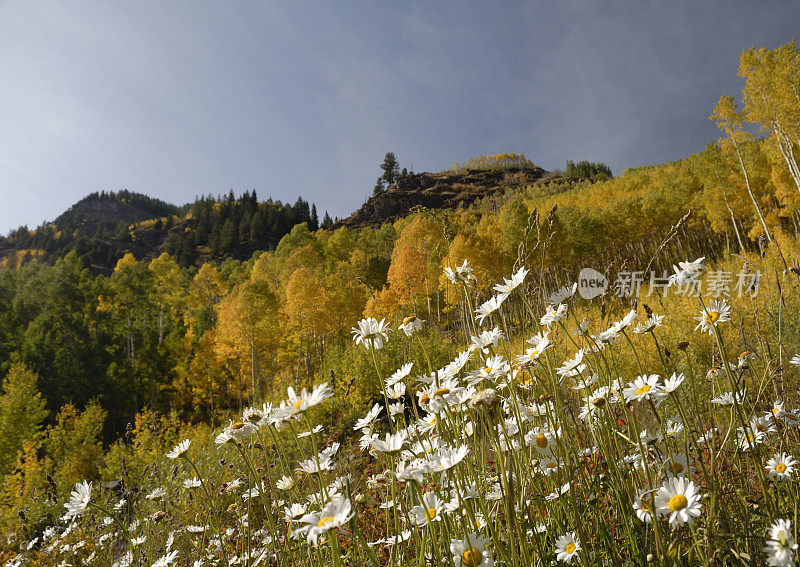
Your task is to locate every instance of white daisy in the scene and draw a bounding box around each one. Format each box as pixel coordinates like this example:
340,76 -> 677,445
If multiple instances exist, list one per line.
351,317 -> 391,349
547,283 -> 577,305
387,362 -> 413,387
693,299 -> 731,334
662,453 -> 693,479
654,477 -> 702,528
554,531 -> 581,563
296,496 -> 355,546
451,532 -> 494,566
633,490 -> 654,523
623,374 -> 662,403
411,493 -> 445,526
353,403 -> 383,431
633,314 -> 665,334
444,259 -> 477,285
151,550 -> 179,567
764,518 -> 798,567
216,419 -> 259,445
286,382 -> 333,412
470,327 -> 505,354
766,452 -> 797,481
370,431 -> 408,455
662,372 -> 685,394
398,314 -> 424,336
183,477 -> 202,489
493,266 -> 528,295
541,303 -> 568,327
737,426 -> 766,452
668,257 -> 705,287
422,446 -> 469,473
557,349 -> 586,380
165,439 -> 190,460
475,293 -> 509,325
63,480 -> 92,521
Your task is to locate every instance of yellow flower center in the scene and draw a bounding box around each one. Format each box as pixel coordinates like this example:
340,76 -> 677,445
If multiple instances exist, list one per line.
292,400 -> 304,410
316,516 -> 334,527
547,461 -> 558,469
420,393 -> 430,404
776,463 -> 788,474
565,542 -> 576,554
592,396 -> 606,408
402,315 -> 417,326
635,385 -> 651,396
640,499 -> 650,512
668,460 -> 684,474
536,434 -> 548,449
668,494 -> 688,511
426,508 -> 437,520
231,422 -> 245,430
434,388 -> 450,398
461,548 -> 483,567
483,367 -> 492,374
772,408 -> 780,415
706,310 -> 720,323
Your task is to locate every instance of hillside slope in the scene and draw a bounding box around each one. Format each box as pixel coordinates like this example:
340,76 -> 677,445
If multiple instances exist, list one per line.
0,190 -> 318,272
338,166 -> 550,228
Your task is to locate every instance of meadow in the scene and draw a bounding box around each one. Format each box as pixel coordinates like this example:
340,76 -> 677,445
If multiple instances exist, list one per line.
4,40 -> 800,567
7,241 -> 800,566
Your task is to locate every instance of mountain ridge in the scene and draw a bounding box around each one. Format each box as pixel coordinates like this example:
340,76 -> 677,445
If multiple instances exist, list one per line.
0,161 -> 594,271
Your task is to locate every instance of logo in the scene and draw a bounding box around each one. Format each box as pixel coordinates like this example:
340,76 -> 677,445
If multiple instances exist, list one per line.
578,268 -> 608,299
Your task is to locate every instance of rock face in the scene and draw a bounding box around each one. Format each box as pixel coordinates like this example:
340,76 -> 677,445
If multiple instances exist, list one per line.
337,166 -> 548,228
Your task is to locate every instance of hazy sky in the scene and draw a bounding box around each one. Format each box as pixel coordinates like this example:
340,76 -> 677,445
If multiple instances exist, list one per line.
1,1 -> 798,235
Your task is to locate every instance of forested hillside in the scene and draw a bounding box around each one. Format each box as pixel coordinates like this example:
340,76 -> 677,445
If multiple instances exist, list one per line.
0,190 -> 320,272
3,41 -> 800,440
4,40 -> 800,566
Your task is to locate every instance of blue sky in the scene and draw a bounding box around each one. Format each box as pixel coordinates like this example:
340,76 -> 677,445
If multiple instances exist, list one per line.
0,1 -> 798,234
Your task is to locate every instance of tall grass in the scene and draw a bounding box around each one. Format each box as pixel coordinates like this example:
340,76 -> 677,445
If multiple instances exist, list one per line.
6,242 -> 800,566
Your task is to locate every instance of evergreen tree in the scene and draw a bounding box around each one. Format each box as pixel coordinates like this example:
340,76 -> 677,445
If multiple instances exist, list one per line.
380,152 -> 400,186
310,204 -> 319,231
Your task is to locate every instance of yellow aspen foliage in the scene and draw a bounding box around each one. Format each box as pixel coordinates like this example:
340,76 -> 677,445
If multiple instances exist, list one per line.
280,243 -> 324,284
382,215 -> 445,314
186,263 -> 228,334
365,285 -> 402,320
323,271 -> 368,334
148,252 -> 185,343
444,218 -> 508,304
284,266 -> 331,339
177,328 -> 230,414
189,263 -> 227,308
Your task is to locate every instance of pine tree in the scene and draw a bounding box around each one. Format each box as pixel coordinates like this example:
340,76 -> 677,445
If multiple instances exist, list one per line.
310,204 -> 319,231
380,152 -> 400,187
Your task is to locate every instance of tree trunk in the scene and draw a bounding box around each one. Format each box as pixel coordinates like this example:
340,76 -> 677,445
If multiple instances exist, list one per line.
733,141 -> 772,243
716,170 -> 745,252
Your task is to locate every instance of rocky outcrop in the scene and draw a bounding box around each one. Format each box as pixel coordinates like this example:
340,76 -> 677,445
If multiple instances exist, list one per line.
336,166 -> 548,228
